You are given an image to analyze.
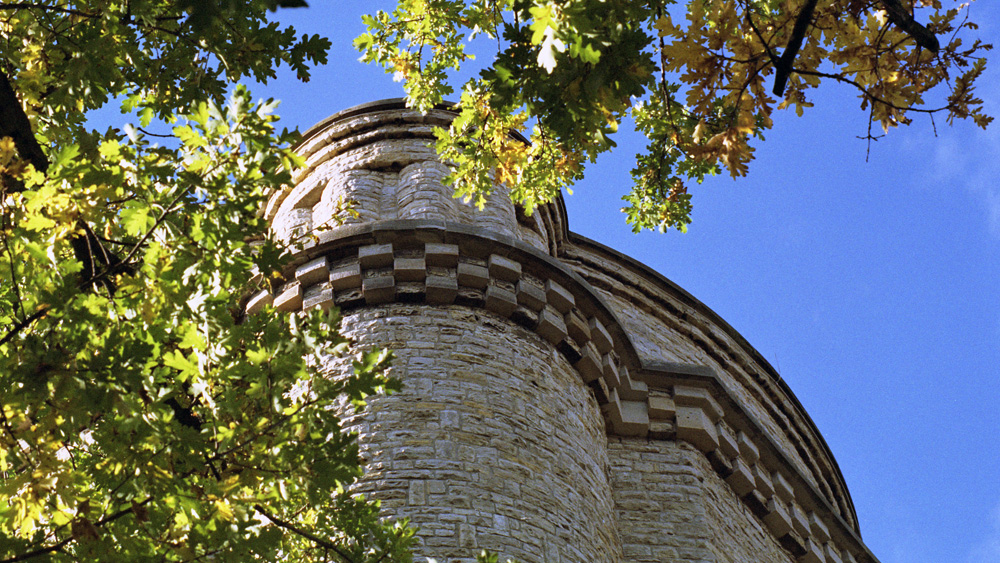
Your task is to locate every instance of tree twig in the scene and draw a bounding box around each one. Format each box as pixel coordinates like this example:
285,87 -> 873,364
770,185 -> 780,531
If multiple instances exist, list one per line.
252,504 -> 354,563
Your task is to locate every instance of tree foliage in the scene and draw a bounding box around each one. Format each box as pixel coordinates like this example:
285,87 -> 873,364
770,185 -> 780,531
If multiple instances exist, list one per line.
356,0 -> 992,231
1,2 -> 413,561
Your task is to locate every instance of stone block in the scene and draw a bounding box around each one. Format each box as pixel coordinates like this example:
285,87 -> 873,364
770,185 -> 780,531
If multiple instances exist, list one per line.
725,456 -> 756,496
574,342 -> 603,384
737,430 -> 760,463
295,257 -> 329,286
648,420 -> 674,440
647,393 -> 675,420
779,532 -> 808,558
329,263 -> 362,291
774,470 -> 796,503
824,543 -> 843,563
791,502 -> 811,538
536,307 -> 568,345
754,463 -> 775,499
565,310 -> 591,344
618,367 -> 648,400
273,283 -> 302,312
744,490 -> 770,519
675,405 -> 719,454
717,422 -> 739,460
425,242 -> 459,267
707,450 -> 734,476
809,512 -> 831,543
764,497 -> 794,537
488,254 -> 521,282
363,276 -> 395,304
394,257 -> 427,282
302,286 -> 334,311
799,537 -> 827,563
601,354 -> 620,389
485,285 -> 518,317
588,317 -> 613,354
604,389 -> 649,437
841,549 -> 858,563
589,376 -> 610,404
358,243 -> 394,269
515,280 -> 546,311
457,263 -> 489,289
425,275 -> 458,304
544,280 -> 575,313
408,480 -> 427,506
245,290 -> 273,315
674,385 -> 724,422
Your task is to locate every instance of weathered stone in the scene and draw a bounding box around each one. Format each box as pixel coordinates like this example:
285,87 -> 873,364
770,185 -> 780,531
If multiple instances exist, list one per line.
737,430 -> 761,463
764,498 -> 794,537
791,502 -> 811,538
484,285 -> 518,317
754,463 -> 775,499
824,543 -> 844,563
303,285 -> 334,310
601,354 -> 621,389
359,243 -> 394,269
589,317 -> 613,354
296,256 -> 330,286
647,393 -> 675,420
717,422 -> 739,460
425,242 -> 459,267
565,310 -> 591,344
536,307 -> 568,345
726,456 -> 756,496
329,262 -> 362,291
515,280 -> 547,312
810,512 -> 831,543
425,275 -> 458,304
675,405 -> 719,454
800,537 -> 827,563
394,257 -> 426,282
774,470 -> 796,503
545,280 -> 575,313
674,385 -> 724,422
574,342 -> 603,384
273,283 -> 302,312
363,275 -> 395,304
245,290 -> 273,315
488,254 -> 521,282
457,262 -> 489,289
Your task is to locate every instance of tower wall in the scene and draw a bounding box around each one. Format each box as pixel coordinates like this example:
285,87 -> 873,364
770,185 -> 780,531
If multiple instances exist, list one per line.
251,100 -> 883,563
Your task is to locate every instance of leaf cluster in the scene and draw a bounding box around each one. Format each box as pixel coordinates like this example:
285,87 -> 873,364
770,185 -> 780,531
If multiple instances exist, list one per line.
2,2 -> 412,561
357,0 -> 992,231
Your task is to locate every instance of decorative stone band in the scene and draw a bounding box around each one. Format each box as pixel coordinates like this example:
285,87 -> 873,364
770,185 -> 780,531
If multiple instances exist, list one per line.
245,219 -> 880,563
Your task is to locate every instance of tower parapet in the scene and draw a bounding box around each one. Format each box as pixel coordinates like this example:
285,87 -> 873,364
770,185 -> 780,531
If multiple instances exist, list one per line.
251,99 -> 882,563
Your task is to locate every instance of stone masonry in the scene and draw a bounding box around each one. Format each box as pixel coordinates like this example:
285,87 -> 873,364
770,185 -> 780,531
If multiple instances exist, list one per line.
250,99 -> 883,563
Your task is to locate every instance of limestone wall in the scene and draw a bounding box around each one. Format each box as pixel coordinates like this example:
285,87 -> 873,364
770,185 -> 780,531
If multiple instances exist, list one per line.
336,305 -> 620,563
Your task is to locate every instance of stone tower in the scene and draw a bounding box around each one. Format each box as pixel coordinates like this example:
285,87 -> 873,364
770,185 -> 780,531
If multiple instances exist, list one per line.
249,99 -> 882,563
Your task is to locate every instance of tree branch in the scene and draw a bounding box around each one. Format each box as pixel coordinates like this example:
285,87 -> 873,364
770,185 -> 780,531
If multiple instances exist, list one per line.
879,0 -> 939,52
0,306 -> 49,347
0,69 -> 48,173
252,504 -> 354,563
772,0 -> 819,96
0,498 -> 152,563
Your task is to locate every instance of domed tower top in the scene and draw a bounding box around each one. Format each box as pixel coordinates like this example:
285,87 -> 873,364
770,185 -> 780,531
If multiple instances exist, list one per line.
266,98 -> 567,257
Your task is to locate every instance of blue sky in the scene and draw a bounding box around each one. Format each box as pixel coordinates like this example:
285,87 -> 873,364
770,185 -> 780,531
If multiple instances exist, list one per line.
183,2 -> 1000,561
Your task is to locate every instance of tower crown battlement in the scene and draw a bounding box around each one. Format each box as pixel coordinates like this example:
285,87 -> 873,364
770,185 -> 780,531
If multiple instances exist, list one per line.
250,99 -> 882,563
